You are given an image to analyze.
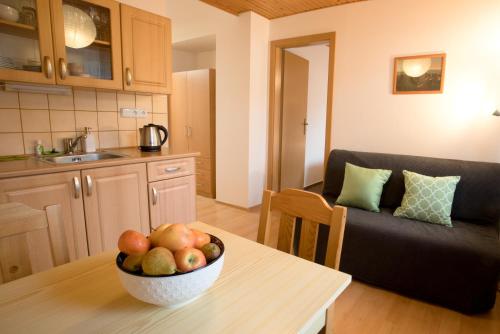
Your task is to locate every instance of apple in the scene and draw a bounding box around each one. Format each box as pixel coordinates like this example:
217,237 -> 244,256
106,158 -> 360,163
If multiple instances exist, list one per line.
149,223 -> 171,247
175,248 -> 207,272
118,230 -> 150,256
192,229 -> 211,249
157,224 -> 194,252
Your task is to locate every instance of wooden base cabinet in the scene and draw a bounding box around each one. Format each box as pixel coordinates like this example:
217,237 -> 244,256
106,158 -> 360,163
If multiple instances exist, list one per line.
0,171 -> 88,261
82,164 -> 150,255
149,175 -> 196,229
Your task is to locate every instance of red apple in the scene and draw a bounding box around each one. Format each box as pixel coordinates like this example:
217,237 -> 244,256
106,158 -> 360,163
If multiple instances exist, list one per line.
118,230 -> 150,256
175,248 -> 207,272
157,224 -> 194,252
192,229 -> 211,249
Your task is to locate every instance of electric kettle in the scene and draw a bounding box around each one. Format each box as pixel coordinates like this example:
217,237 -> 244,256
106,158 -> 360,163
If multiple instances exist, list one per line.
138,123 -> 168,152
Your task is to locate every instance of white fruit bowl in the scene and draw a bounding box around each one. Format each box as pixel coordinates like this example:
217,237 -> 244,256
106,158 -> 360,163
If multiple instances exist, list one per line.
0,4 -> 19,22
116,235 -> 224,308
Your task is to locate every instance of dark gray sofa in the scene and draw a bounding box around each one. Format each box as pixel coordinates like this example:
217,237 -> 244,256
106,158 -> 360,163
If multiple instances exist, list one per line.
321,149 -> 500,313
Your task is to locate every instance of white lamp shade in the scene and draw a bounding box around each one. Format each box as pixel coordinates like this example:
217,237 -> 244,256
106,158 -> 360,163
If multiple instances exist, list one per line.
402,58 -> 432,78
63,5 -> 96,49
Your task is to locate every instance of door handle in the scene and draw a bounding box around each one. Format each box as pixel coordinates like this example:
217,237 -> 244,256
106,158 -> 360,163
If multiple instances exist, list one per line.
43,56 -> 53,79
152,187 -> 158,205
125,68 -> 132,86
59,58 -> 67,80
73,176 -> 81,199
165,167 -> 180,173
303,119 -> 309,135
85,175 -> 93,196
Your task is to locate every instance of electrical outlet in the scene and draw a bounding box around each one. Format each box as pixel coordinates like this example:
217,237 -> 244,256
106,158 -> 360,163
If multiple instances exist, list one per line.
120,108 -> 147,118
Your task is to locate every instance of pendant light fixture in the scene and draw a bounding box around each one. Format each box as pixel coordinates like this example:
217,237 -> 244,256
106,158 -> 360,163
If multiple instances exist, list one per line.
63,4 -> 96,49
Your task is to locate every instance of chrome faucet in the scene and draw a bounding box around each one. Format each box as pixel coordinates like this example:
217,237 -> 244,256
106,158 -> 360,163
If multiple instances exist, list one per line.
64,134 -> 87,154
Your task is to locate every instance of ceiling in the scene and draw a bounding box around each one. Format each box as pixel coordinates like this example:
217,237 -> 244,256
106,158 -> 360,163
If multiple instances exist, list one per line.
200,0 -> 366,19
173,35 -> 216,53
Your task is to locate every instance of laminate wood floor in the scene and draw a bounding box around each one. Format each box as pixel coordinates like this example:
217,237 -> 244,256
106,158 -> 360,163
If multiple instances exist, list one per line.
196,195 -> 500,334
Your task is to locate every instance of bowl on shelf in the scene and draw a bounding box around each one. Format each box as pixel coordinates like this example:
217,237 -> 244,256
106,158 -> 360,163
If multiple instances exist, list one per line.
0,4 -> 19,23
116,234 -> 225,308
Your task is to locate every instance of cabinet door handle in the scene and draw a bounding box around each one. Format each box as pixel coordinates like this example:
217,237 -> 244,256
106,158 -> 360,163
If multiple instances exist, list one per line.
59,58 -> 67,80
187,126 -> 192,137
185,125 -> 189,137
73,176 -> 81,199
44,56 -> 53,79
165,167 -> 180,173
125,68 -> 132,86
86,175 -> 93,196
152,187 -> 158,205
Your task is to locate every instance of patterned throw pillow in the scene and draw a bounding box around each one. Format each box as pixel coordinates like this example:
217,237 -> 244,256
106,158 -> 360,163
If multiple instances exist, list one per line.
394,170 -> 460,227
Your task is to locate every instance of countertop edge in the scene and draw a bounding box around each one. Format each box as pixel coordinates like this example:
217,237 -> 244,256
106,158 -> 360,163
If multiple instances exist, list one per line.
0,150 -> 200,180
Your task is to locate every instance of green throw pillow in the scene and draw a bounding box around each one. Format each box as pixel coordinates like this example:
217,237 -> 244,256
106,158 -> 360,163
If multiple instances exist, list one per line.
336,163 -> 392,212
394,170 -> 460,227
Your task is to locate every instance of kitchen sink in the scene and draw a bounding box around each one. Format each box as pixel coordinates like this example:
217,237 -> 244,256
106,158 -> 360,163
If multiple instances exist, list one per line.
40,152 -> 127,164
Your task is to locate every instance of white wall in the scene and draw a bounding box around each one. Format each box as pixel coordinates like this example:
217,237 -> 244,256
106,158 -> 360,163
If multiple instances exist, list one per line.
163,1 -> 269,208
248,12 -> 270,206
288,45 -> 329,187
271,0 -> 500,163
172,50 -> 216,72
196,50 -> 216,69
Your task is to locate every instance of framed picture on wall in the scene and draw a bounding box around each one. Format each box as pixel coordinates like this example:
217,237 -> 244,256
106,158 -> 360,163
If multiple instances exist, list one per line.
393,53 -> 446,94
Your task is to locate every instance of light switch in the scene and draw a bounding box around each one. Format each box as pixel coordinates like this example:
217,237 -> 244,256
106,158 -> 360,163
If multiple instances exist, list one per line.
120,108 -> 147,118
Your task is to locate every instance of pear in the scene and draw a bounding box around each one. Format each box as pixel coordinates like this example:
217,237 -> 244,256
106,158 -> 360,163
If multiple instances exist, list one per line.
149,224 -> 171,247
200,243 -> 221,261
122,254 -> 144,272
142,247 -> 176,276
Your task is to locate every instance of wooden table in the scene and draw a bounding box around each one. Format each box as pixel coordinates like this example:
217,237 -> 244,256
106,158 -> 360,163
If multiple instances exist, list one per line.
0,222 -> 351,333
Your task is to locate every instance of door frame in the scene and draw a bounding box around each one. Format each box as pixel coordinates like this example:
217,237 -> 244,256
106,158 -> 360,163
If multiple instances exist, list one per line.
267,32 -> 336,191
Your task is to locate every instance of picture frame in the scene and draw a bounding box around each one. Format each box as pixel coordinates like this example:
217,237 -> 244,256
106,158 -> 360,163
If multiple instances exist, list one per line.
393,53 -> 446,94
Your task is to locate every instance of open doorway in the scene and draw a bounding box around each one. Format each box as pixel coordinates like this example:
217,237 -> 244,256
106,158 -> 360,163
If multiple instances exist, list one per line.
267,33 -> 336,192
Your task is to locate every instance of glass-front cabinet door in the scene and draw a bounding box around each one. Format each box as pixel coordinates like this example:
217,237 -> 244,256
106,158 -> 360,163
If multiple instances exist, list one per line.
0,0 -> 55,84
50,0 -> 122,89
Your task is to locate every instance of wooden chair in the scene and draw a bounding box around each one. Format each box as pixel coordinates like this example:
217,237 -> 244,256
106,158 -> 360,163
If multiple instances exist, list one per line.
0,202 -> 67,283
257,188 -> 347,333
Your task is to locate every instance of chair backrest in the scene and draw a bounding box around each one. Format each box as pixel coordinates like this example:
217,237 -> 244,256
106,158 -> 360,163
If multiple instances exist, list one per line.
257,189 -> 347,270
0,202 -> 56,283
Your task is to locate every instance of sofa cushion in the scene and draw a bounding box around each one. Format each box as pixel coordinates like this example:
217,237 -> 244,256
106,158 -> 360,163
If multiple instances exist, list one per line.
336,163 -> 392,212
394,170 -> 460,227
323,150 -> 500,225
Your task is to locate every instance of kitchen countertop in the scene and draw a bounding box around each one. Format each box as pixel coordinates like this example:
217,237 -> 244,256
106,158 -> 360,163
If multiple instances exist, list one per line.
0,147 -> 199,179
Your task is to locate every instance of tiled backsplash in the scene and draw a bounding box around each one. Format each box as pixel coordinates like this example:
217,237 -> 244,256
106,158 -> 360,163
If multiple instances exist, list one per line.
0,89 -> 168,156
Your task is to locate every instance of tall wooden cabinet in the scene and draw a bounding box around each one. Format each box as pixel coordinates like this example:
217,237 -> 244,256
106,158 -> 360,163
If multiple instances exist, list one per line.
0,171 -> 88,261
82,163 -> 150,255
170,69 -> 216,198
121,4 -> 172,94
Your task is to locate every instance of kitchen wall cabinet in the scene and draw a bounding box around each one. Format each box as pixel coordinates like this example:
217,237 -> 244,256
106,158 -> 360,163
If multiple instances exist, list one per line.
121,4 -> 172,94
0,0 -> 56,85
0,171 -> 88,261
82,163 -> 149,255
149,175 -> 196,229
50,0 -> 123,90
170,69 -> 216,197
0,1 -> 171,93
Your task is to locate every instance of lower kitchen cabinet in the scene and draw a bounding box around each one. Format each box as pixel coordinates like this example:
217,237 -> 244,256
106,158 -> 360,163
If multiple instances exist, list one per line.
82,163 -> 150,255
0,171 -> 88,262
149,175 -> 196,229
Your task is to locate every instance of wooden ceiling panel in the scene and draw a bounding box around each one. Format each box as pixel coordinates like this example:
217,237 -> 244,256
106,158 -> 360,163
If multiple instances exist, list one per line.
200,0 -> 366,19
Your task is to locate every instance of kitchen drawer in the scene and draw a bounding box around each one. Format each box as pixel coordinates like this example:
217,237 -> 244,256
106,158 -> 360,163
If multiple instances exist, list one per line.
147,158 -> 195,182
196,157 -> 211,171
